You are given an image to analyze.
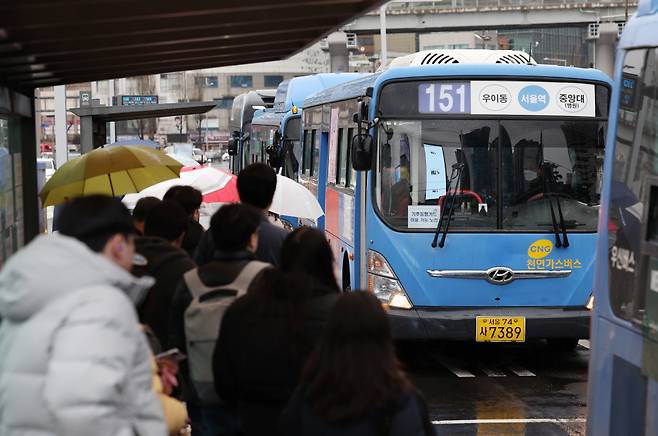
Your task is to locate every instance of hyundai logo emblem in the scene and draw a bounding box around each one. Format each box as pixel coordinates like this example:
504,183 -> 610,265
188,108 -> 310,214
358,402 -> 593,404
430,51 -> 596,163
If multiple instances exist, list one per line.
486,267 -> 514,285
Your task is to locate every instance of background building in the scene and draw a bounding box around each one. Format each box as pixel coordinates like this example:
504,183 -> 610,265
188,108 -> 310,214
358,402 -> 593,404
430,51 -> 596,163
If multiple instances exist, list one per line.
420,31 -> 499,50
35,44 -> 332,152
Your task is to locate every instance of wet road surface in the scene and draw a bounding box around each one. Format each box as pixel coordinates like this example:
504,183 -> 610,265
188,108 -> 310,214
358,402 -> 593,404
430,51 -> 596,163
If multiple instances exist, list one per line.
398,340 -> 590,435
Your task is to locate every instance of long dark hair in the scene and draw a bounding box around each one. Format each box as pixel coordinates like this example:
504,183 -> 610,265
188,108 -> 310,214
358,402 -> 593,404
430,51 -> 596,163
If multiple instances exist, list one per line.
281,227 -> 339,293
301,291 -> 411,423
246,268 -> 317,356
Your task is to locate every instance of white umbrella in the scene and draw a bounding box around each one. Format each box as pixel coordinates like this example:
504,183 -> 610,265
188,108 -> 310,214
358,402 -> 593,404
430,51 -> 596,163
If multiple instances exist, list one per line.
269,175 -> 324,220
123,166 -> 233,209
167,152 -> 200,168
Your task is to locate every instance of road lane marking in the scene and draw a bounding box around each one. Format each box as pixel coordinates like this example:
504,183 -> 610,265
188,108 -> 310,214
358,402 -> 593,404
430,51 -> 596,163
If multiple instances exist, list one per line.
436,358 -> 475,378
506,363 -> 536,377
477,365 -> 507,377
578,339 -> 591,349
432,418 -> 587,425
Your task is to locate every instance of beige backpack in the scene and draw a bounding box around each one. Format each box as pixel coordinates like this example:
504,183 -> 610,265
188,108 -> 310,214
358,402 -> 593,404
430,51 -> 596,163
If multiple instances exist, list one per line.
183,261 -> 269,404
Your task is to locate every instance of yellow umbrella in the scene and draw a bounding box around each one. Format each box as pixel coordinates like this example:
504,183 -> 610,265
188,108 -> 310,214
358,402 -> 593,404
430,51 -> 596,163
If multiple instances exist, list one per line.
39,145 -> 182,207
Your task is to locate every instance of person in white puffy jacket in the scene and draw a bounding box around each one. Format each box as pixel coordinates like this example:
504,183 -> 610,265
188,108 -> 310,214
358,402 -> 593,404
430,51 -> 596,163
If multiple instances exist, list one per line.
0,195 -> 167,436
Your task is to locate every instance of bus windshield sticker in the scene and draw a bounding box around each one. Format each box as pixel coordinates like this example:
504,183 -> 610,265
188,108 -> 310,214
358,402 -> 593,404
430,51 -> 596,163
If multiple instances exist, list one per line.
417,81 -> 596,117
419,82 -> 471,114
408,205 -> 441,229
423,143 -> 447,201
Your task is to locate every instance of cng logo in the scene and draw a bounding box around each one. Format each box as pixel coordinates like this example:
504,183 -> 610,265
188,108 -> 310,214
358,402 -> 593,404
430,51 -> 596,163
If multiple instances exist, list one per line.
528,239 -> 553,259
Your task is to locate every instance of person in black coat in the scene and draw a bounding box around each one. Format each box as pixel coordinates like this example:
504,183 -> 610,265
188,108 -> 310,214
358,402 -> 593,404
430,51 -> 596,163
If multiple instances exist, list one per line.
194,163 -> 288,266
212,227 -> 340,436
280,291 -> 435,436
169,203 -> 266,436
132,201 -> 195,348
164,185 -> 205,258
131,196 -> 161,236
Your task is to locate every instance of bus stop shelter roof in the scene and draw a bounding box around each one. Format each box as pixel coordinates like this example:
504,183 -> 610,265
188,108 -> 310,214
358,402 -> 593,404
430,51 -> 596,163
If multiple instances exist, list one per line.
69,101 -> 217,122
0,0 -> 383,91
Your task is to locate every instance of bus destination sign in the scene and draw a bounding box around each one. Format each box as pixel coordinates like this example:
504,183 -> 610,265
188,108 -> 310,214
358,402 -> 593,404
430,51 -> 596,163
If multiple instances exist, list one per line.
418,81 -> 596,117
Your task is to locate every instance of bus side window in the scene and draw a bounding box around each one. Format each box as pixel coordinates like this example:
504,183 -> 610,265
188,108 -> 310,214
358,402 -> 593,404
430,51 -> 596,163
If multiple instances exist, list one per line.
310,129 -> 317,178
336,128 -> 345,185
346,127 -> 356,189
302,129 -> 311,177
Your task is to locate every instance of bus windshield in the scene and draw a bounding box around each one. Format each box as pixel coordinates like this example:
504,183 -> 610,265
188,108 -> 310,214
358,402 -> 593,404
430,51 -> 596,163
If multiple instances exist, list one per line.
284,117 -> 302,178
375,118 -> 605,232
248,124 -> 277,166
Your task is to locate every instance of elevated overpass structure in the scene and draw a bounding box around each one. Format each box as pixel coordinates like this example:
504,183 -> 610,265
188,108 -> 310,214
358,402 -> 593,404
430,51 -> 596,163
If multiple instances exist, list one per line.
343,0 -> 636,33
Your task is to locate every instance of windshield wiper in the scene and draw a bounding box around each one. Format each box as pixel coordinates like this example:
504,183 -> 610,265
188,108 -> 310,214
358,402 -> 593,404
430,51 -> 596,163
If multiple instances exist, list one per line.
541,162 -> 569,248
432,162 -> 465,248
554,191 -> 570,247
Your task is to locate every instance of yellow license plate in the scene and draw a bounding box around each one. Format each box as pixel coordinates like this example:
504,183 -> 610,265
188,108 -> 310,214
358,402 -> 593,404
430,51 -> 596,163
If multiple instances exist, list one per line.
476,316 -> 526,342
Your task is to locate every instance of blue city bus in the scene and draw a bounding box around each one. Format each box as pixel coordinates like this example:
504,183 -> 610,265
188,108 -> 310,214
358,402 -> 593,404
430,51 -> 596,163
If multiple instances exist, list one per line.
251,73 -> 364,177
245,108 -> 284,167
587,0 -> 658,433
228,89 -> 275,173
299,50 -> 611,346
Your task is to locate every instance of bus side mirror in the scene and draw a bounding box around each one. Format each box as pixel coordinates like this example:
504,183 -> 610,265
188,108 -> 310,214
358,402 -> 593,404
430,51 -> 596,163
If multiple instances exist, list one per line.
273,129 -> 282,148
354,100 -> 368,128
227,138 -> 238,156
351,134 -> 373,171
227,131 -> 239,156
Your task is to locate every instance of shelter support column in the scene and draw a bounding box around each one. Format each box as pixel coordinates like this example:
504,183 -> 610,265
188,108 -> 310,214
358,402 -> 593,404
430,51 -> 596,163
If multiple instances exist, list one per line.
54,85 -> 67,168
21,98 -> 38,243
79,116 -> 107,153
595,22 -> 618,77
327,32 -> 349,73
108,79 -> 116,143
79,116 -> 93,154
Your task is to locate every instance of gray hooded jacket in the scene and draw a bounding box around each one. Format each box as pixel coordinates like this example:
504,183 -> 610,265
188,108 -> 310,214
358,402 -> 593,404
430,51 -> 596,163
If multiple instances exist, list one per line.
0,234 -> 167,436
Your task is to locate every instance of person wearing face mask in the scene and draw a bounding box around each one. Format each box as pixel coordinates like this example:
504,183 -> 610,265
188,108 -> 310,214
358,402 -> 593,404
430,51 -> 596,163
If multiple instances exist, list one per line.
0,195 -> 167,436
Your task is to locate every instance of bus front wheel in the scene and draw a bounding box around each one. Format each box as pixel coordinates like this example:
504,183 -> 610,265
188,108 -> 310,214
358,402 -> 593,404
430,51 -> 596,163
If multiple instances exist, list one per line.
342,255 -> 351,292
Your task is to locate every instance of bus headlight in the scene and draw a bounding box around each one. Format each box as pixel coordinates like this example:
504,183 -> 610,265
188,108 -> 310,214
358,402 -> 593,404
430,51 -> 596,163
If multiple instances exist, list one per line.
367,250 -> 413,310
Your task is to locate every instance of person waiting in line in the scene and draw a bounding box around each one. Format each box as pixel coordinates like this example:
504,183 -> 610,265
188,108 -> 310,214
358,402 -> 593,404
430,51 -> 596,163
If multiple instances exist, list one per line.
164,185 -> 205,258
133,200 -> 196,350
169,203 -> 270,436
279,227 -> 341,294
213,227 -> 340,436
0,195 -> 166,436
194,163 -> 288,266
132,196 -> 162,235
280,291 -> 435,436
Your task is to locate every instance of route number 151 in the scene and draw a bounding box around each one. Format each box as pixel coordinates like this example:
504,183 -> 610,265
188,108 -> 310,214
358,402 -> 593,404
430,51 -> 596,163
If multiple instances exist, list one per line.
418,82 -> 471,114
